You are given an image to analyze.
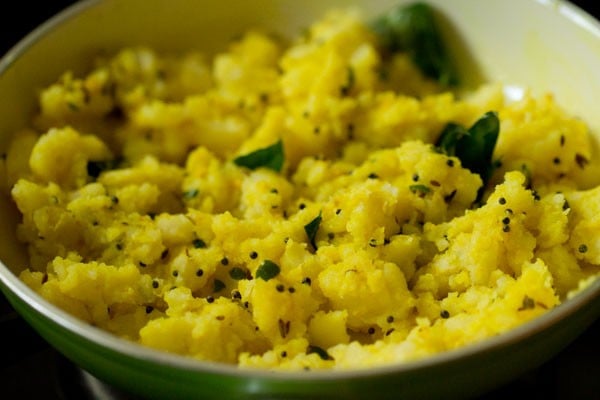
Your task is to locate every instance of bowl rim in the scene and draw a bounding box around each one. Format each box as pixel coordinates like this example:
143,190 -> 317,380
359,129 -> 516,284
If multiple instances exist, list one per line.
0,0 -> 101,72
1,0 -> 600,381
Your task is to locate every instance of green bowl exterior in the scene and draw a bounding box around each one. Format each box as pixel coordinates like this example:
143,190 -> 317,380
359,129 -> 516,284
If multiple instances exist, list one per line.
1,282 -> 239,400
2,276 -> 599,400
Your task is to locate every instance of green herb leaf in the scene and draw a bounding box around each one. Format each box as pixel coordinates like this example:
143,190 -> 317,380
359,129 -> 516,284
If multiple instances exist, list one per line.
409,184 -> 431,195
519,163 -> 532,189
233,140 -> 284,172
213,279 -> 226,293
518,295 -> 535,311
436,111 -> 500,188
371,2 -> 458,86
340,67 -> 355,96
193,238 -> 207,249
86,159 -> 120,179
229,267 -> 247,280
256,260 -> 281,281
183,188 -> 199,199
455,111 -> 500,184
307,345 -> 334,361
435,123 -> 467,157
304,212 -> 322,250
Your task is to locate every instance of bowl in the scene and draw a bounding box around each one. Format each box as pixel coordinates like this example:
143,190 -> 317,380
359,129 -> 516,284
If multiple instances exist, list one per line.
1,0 -> 600,399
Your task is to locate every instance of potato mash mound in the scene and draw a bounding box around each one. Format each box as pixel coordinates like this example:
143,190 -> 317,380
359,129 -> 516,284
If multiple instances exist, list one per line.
4,7 -> 600,370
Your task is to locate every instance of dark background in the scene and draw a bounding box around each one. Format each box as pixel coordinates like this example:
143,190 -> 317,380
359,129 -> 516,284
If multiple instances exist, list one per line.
0,0 -> 597,56
1,1 -> 599,399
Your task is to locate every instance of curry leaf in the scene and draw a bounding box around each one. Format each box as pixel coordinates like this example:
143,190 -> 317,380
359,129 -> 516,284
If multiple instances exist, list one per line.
256,260 -> 281,281
371,2 -> 458,86
455,111 -> 500,184
436,111 -> 500,187
304,212 -> 322,250
233,140 -> 284,172
435,123 -> 466,157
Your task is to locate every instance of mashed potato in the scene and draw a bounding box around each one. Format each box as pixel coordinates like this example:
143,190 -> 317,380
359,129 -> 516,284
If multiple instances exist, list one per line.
3,6 -> 600,370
